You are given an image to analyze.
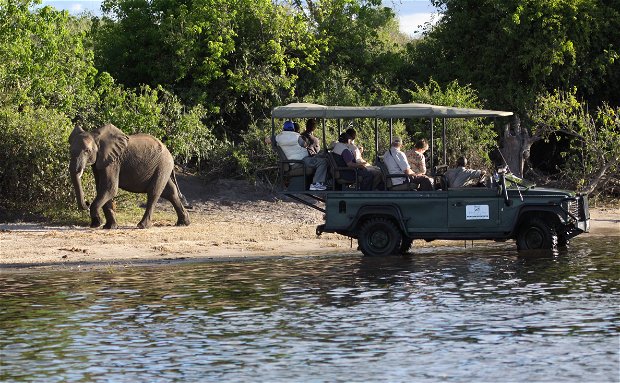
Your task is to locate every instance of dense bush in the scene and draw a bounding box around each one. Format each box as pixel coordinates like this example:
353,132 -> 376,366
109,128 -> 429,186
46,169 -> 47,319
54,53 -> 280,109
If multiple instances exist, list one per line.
0,107 -> 91,211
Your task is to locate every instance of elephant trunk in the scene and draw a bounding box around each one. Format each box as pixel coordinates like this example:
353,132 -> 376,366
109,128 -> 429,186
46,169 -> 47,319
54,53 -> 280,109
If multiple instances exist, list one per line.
70,170 -> 89,211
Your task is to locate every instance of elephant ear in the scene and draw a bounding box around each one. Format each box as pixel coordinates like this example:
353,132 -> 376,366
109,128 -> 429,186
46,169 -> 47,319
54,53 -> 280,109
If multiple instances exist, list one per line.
94,124 -> 129,169
69,125 -> 86,144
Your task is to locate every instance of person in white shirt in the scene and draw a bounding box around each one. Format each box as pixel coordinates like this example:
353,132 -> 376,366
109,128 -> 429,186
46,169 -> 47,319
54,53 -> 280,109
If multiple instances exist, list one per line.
383,136 -> 433,191
275,120 -> 328,191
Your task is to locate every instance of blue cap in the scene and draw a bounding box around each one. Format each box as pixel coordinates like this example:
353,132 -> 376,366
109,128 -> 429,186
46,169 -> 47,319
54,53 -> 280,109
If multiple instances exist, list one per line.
283,120 -> 295,131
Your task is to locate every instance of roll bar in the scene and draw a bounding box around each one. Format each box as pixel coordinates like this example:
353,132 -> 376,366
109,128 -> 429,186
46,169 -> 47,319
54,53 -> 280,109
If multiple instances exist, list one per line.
271,103 -> 513,169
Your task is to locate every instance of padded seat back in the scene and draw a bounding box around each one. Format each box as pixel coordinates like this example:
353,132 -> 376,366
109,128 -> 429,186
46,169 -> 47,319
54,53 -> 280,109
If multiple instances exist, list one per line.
327,151 -> 358,189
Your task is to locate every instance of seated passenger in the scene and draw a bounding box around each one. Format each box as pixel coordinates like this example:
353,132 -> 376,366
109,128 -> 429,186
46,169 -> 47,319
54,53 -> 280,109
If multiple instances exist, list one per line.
384,137 -> 433,191
345,127 -> 383,190
276,120 -> 328,191
405,138 -> 434,188
332,133 -> 375,191
300,118 -> 321,157
444,156 -> 487,188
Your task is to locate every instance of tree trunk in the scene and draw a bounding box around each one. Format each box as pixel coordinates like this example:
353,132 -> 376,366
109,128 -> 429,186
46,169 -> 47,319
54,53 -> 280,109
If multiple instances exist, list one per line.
498,115 -> 539,177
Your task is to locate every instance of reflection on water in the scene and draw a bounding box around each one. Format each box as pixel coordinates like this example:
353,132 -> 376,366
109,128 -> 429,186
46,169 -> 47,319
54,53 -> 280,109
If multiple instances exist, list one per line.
1,237 -> 619,382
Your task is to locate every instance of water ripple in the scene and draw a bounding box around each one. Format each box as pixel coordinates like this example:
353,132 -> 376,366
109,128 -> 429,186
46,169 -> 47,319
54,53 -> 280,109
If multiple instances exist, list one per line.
0,237 -> 618,382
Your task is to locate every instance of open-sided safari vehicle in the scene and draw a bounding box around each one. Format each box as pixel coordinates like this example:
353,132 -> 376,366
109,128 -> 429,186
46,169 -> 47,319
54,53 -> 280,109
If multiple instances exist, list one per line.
270,103 -> 590,257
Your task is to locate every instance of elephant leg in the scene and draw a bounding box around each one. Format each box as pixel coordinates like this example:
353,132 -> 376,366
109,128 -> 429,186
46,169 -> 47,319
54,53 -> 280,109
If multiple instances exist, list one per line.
90,177 -> 118,229
161,179 -> 190,226
102,199 -> 118,229
89,192 -> 114,228
137,178 -> 167,229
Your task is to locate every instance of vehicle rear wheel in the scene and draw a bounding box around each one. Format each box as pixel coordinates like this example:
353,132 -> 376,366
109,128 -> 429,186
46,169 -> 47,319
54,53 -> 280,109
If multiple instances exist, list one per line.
358,218 -> 402,257
516,217 -> 558,250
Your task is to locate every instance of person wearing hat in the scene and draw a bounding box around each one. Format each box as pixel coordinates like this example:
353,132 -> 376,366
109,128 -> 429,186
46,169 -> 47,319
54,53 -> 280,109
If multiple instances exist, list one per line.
275,120 -> 328,191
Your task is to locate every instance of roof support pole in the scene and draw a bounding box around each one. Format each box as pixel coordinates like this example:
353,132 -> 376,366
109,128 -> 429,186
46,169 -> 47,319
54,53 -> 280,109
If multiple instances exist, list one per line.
374,118 -> 379,164
430,117 -> 434,172
322,118 -> 327,152
389,118 -> 393,144
442,118 -> 447,164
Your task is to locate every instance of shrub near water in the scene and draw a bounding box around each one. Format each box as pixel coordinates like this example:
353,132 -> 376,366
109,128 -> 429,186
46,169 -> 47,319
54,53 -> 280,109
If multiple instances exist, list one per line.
0,107 -> 89,214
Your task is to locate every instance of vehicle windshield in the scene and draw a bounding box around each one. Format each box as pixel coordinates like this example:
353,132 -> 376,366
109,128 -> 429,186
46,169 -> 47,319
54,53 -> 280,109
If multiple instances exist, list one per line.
504,173 -> 536,189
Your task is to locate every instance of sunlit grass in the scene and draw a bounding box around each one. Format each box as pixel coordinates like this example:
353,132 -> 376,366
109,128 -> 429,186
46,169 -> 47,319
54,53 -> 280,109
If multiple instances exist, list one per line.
39,190 -> 179,227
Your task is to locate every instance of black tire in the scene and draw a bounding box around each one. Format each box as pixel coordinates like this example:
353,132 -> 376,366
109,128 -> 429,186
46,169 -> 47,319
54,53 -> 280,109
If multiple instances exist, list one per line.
358,218 -> 402,257
516,217 -> 558,250
397,238 -> 413,255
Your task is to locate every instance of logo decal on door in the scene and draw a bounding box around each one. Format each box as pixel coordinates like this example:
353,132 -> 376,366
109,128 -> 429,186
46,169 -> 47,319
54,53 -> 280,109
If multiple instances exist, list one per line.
466,205 -> 489,220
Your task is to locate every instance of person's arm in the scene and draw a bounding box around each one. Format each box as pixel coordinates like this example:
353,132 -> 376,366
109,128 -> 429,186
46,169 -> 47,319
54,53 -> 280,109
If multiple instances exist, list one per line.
343,150 -> 365,169
298,136 -> 308,148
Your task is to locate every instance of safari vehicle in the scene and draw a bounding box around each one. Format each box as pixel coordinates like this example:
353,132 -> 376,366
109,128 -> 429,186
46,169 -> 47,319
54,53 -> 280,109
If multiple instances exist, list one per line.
270,103 -> 590,257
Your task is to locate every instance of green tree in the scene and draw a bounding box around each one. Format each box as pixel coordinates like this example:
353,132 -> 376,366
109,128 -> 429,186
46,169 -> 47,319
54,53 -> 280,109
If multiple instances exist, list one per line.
406,0 -> 620,111
292,0 -> 407,102
0,0 -> 98,115
94,0 -> 323,136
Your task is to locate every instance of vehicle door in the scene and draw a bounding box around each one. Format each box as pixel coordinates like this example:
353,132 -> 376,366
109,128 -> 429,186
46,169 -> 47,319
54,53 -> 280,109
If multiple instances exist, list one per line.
447,187 -> 502,231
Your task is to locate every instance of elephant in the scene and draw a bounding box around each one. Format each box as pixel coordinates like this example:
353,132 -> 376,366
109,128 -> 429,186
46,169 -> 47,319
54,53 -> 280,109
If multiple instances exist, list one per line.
69,123 -> 190,229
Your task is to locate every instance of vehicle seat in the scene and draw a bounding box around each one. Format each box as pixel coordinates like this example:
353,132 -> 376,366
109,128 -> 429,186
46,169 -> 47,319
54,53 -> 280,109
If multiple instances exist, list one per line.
433,164 -> 448,190
327,151 -> 359,190
272,137 -> 315,191
377,156 -> 418,191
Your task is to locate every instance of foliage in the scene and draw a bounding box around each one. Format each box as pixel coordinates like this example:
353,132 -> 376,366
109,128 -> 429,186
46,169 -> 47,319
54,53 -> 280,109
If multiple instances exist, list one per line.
198,121 -> 276,183
293,0 -> 407,101
404,80 -> 498,170
408,0 -> 620,112
94,0 -> 323,136
528,89 -> 620,194
0,107 -> 88,211
0,1 -> 223,216
0,1 -> 99,213
92,81 -> 218,164
0,0 -> 98,116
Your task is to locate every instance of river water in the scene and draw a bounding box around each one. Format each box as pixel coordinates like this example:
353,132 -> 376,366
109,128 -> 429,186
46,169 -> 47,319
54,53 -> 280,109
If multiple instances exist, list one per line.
1,237 -> 618,382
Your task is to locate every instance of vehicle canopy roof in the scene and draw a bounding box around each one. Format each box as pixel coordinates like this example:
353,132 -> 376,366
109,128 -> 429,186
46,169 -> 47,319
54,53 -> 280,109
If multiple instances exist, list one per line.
271,102 -> 513,119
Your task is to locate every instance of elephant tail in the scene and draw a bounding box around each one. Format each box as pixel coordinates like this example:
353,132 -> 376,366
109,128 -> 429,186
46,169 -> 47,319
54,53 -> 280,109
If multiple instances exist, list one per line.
171,171 -> 191,208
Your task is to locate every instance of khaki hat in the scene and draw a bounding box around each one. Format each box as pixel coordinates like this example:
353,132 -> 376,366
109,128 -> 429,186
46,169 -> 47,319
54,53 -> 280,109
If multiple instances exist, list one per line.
392,136 -> 402,144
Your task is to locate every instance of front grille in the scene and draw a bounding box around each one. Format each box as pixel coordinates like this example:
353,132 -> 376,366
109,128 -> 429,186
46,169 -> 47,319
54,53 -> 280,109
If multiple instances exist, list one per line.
567,197 -> 585,220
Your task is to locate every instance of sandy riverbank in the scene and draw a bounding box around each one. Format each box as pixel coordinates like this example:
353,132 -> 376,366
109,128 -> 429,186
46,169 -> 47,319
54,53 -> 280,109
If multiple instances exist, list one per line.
1,178 -> 618,270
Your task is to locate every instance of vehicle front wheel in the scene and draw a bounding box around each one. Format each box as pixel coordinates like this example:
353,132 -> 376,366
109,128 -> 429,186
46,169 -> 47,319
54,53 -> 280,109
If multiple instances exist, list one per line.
397,238 -> 413,255
358,218 -> 402,257
557,236 -> 570,249
516,217 -> 558,250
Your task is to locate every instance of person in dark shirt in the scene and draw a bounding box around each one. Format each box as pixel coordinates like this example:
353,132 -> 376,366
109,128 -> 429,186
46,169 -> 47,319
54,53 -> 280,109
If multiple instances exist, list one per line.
332,133 -> 376,190
343,127 -> 382,189
300,118 -> 321,156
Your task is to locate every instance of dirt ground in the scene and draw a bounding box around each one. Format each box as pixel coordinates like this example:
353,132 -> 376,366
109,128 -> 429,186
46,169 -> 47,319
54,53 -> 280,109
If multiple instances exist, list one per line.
1,176 -> 618,270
